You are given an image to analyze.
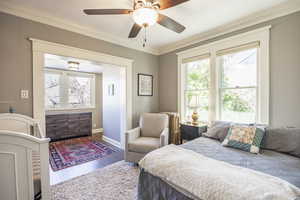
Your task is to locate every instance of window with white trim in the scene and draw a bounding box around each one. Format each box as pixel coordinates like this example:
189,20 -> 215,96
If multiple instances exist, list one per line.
179,28 -> 270,124
45,69 -> 95,110
183,55 -> 210,122
217,45 -> 258,123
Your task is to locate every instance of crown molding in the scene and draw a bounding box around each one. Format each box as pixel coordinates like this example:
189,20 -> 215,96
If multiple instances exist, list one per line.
0,1 -> 160,55
176,25 -> 271,56
158,0 -> 300,55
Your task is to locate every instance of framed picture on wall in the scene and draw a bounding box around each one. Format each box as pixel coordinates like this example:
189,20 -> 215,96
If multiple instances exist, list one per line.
138,73 -> 153,96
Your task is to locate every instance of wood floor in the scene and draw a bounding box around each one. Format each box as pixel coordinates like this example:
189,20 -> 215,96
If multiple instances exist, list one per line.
50,134 -> 124,185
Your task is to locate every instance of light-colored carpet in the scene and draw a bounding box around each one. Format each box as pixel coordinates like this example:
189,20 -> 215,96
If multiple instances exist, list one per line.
51,161 -> 139,200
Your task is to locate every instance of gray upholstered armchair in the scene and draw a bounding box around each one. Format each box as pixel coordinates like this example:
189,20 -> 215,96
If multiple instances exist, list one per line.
125,113 -> 169,163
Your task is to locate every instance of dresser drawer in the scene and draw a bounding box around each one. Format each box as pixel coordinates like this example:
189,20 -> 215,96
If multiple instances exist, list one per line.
46,112 -> 92,141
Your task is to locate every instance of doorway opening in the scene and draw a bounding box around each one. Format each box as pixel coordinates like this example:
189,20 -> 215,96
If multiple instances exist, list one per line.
31,39 -> 133,184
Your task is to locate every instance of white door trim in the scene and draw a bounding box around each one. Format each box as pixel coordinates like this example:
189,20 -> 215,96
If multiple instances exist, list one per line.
30,38 -> 133,149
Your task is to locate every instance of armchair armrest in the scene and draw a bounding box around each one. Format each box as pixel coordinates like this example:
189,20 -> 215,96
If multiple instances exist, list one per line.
160,128 -> 169,147
125,127 -> 141,144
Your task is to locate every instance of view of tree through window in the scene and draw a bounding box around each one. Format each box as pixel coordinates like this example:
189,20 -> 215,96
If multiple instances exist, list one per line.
68,76 -> 92,106
185,58 -> 210,122
45,72 -> 60,108
45,70 -> 94,109
184,48 -> 257,123
219,48 -> 257,123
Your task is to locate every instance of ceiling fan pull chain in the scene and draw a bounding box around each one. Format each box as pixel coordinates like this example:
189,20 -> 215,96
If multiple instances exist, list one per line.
143,26 -> 147,47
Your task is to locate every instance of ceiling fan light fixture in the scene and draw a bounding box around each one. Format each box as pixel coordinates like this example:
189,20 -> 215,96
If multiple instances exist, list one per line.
132,7 -> 158,27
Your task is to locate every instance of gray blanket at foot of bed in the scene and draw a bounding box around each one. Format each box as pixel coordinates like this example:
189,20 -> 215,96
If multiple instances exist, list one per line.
137,137 -> 300,200
138,168 -> 194,200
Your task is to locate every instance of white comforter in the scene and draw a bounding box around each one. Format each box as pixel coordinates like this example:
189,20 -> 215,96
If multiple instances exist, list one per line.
139,145 -> 300,200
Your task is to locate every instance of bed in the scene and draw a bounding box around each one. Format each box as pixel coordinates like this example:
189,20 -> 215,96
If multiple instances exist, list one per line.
138,136 -> 300,200
0,113 -> 51,200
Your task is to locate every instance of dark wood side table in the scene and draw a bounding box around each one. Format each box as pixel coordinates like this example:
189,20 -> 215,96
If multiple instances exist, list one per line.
180,123 -> 208,144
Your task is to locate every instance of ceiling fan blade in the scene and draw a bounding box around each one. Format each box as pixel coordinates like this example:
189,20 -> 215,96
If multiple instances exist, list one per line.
128,23 -> 142,38
157,14 -> 185,33
83,9 -> 132,15
158,0 -> 190,10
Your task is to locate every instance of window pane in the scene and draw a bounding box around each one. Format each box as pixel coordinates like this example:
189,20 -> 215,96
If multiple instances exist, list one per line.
220,48 -> 257,88
185,90 -> 209,122
220,88 -> 256,123
45,73 -> 60,108
68,76 -> 91,106
186,58 -> 210,90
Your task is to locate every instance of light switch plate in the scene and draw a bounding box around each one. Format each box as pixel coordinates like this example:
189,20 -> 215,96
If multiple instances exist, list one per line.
21,90 -> 29,99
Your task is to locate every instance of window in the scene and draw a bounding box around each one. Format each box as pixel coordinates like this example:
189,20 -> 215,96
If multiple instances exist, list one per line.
45,72 -> 61,108
45,69 -> 95,110
218,47 -> 258,123
179,27 -> 270,124
184,57 -> 210,122
68,75 -> 92,106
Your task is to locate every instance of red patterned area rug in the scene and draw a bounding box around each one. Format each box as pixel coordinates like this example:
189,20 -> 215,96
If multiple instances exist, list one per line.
49,136 -> 121,171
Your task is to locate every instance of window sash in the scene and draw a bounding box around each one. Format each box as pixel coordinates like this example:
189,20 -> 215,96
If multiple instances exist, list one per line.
220,86 -> 257,90
44,72 -> 61,108
218,46 -> 258,122
219,87 -> 258,123
45,69 -> 95,110
184,58 -> 210,91
218,48 -> 258,89
183,57 -> 210,121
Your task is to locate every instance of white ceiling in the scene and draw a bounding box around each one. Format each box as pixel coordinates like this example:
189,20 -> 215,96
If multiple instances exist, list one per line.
44,54 -> 104,74
1,0 -> 297,54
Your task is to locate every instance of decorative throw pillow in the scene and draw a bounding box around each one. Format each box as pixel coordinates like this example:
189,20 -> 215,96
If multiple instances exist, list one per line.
203,121 -> 232,142
222,125 -> 265,154
262,128 -> 300,158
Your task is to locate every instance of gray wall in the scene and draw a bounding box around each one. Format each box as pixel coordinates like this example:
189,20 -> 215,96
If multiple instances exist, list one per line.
0,12 -> 159,127
159,11 -> 300,127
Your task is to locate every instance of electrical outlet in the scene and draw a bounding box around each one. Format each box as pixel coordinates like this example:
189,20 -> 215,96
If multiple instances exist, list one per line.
21,90 -> 29,99
93,123 -> 97,128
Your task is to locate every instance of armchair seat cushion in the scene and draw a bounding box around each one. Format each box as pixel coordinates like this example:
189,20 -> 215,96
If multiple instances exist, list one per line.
128,137 -> 160,154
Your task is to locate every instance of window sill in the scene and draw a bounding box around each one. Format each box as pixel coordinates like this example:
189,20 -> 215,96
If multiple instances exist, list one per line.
46,106 -> 96,112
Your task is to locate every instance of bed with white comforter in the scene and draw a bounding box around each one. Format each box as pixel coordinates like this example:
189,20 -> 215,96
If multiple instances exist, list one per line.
138,137 -> 300,200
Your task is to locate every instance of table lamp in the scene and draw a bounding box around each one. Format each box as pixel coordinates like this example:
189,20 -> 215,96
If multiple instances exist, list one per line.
188,95 -> 200,125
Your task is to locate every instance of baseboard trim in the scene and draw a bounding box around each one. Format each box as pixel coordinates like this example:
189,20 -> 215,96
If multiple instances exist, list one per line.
92,128 -> 104,134
102,135 -> 122,149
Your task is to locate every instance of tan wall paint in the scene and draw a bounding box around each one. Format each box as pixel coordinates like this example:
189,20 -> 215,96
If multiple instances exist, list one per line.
159,11 -> 300,127
45,74 -> 103,129
0,12 -> 159,127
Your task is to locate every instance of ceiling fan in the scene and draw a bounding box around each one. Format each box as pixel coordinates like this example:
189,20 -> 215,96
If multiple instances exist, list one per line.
83,0 -> 190,41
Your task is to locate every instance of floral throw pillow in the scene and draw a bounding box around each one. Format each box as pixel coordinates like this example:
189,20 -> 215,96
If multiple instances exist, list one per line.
222,125 -> 265,154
